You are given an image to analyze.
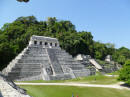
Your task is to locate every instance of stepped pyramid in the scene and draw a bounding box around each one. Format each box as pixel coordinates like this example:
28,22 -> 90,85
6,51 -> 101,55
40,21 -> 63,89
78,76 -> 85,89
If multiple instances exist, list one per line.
2,35 -> 90,81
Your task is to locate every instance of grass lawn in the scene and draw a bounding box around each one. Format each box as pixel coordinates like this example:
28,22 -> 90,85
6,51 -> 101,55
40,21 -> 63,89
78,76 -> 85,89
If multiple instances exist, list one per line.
107,71 -> 120,75
16,75 -> 118,85
20,85 -> 130,97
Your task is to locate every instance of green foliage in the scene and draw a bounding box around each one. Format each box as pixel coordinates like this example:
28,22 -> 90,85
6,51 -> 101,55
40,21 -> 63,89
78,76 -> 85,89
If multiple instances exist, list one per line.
118,60 -> 130,85
105,43 -> 115,55
93,41 -> 108,59
112,47 -> 130,64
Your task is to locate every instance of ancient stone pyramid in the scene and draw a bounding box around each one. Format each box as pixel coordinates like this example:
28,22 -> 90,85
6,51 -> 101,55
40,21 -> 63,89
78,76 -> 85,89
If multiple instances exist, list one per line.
2,35 -> 90,81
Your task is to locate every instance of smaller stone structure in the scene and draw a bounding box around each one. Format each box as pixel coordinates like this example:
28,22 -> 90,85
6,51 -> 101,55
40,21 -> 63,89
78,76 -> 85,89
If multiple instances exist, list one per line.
100,61 -> 120,73
99,55 -> 121,73
0,72 -> 31,97
75,54 -> 121,74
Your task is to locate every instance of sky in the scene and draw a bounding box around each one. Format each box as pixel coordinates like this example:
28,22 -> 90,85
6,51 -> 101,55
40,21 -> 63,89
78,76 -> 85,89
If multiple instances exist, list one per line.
0,0 -> 130,49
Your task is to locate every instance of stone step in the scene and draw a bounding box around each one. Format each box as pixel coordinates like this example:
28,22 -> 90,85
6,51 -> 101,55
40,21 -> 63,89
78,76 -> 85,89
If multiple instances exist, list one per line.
21,57 -> 47,61
11,67 -> 41,72
59,61 -> 80,64
13,65 -> 41,69
49,74 -> 72,80
15,63 -> 41,66
56,56 -> 73,59
8,75 -> 38,80
59,62 -> 79,65
11,70 -> 41,73
55,53 -> 71,56
22,54 -> 48,57
25,51 -> 47,54
69,66 -> 83,70
28,47 -> 46,50
26,47 -> 46,51
61,63 -> 82,66
8,72 -> 41,77
25,52 -> 47,55
18,59 -> 48,63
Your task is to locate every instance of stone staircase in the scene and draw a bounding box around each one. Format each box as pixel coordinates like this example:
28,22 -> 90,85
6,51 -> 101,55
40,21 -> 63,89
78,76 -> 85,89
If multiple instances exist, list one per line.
47,48 -> 64,75
48,48 -> 90,77
2,47 -> 28,76
3,46 -> 50,81
89,59 -> 102,71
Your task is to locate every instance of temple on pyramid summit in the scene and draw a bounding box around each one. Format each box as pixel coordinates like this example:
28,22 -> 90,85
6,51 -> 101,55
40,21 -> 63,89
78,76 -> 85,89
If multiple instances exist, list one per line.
2,35 -> 90,81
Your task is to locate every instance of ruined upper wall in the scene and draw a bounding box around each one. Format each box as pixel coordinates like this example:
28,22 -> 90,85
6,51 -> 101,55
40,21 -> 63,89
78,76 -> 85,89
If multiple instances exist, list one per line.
29,35 -> 60,48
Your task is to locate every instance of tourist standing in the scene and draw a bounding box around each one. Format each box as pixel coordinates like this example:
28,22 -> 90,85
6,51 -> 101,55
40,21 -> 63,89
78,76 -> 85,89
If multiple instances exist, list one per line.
72,93 -> 74,97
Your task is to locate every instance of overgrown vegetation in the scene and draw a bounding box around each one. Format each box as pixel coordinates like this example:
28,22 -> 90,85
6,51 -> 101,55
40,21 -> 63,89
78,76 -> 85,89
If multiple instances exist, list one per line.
0,16 -> 130,70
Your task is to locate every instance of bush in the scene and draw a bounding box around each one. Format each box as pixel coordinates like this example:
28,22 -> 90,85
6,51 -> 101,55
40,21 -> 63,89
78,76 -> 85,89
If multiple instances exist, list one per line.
118,60 -> 130,85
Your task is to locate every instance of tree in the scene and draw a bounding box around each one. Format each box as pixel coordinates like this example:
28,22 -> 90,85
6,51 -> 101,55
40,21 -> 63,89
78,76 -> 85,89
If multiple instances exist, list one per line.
118,60 -> 130,85
105,43 -> 115,55
93,41 -> 107,60
112,47 -> 130,64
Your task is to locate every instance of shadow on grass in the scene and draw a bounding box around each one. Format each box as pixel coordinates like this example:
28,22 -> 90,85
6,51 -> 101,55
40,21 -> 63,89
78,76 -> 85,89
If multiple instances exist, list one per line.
120,83 -> 130,89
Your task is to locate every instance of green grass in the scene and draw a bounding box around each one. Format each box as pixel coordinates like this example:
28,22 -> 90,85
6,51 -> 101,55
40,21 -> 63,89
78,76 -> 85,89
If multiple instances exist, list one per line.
107,71 -> 120,75
16,75 -> 118,85
20,85 -> 130,97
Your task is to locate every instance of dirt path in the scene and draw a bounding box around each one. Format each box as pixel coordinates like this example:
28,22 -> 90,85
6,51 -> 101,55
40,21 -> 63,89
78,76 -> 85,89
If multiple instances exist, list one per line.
15,82 -> 130,90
